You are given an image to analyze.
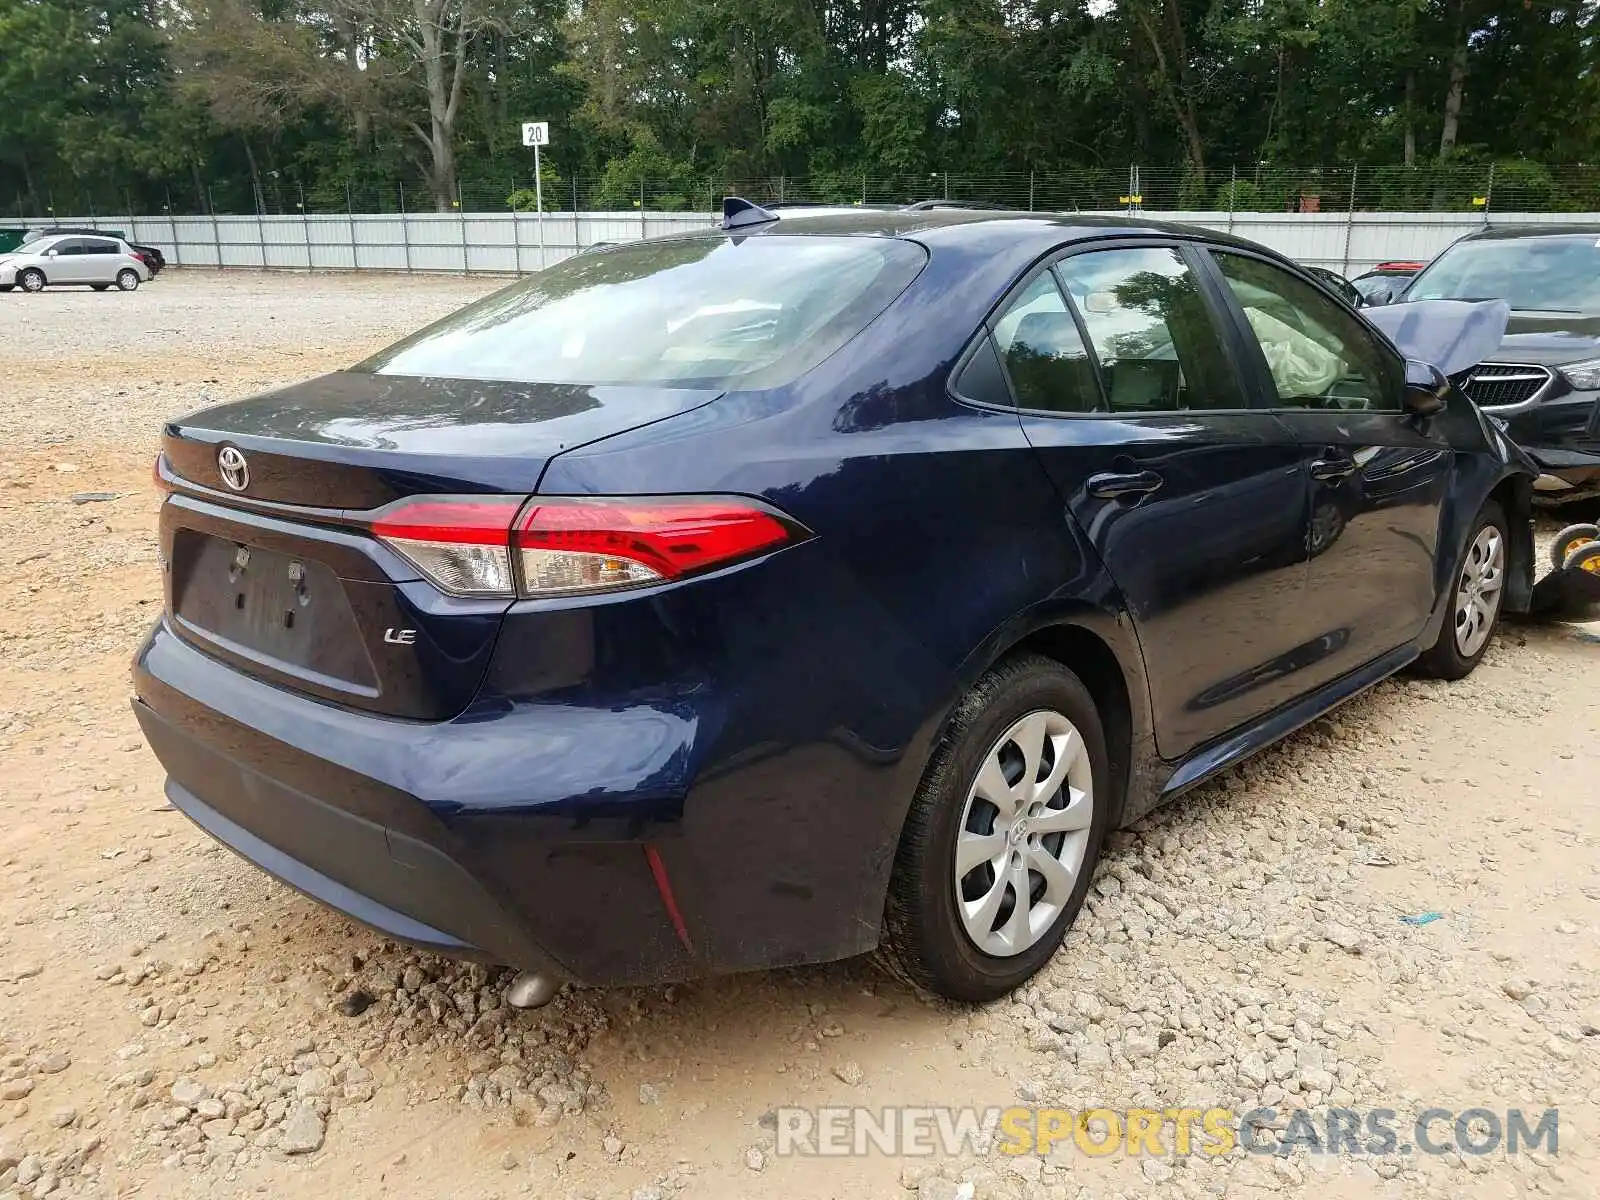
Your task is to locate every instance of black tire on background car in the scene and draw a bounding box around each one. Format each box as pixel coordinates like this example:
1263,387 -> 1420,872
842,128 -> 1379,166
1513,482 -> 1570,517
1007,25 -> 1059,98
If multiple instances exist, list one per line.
0,284 -> 12,292
880,654 -> 1111,1002
1562,540 -> 1600,575
1552,524 -> 1600,570
1412,499 -> 1508,680
91,283 -> 110,292
115,269 -> 141,292
18,269 -> 45,293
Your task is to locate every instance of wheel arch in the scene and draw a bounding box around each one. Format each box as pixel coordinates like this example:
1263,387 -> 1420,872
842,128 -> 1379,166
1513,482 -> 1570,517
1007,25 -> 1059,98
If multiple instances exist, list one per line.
943,607 -> 1156,832
1002,624 -> 1137,828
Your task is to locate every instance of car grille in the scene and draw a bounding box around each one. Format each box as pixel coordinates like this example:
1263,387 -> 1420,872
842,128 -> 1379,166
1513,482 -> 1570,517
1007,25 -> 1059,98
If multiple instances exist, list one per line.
1461,363 -> 1553,409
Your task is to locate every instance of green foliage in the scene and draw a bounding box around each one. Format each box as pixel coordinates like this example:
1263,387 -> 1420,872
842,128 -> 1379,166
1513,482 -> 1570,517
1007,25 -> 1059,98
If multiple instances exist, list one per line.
6,0 -> 1600,215
594,136 -> 703,211
506,167 -> 566,212
1213,178 -> 1261,211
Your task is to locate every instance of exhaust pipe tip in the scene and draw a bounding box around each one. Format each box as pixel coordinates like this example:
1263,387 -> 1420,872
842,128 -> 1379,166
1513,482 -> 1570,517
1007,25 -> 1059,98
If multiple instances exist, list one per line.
505,970 -> 560,1009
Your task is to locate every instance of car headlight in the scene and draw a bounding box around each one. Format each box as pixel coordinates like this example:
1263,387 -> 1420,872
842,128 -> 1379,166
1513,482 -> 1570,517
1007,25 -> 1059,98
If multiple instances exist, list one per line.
1558,357 -> 1600,390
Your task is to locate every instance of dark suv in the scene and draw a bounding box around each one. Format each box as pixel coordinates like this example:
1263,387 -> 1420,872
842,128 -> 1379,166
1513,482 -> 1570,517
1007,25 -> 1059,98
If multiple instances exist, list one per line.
1399,225 -> 1600,505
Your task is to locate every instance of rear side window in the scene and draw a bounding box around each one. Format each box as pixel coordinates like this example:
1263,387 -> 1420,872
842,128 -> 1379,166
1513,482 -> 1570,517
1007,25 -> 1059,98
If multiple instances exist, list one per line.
988,273 -> 1101,413
1055,247 -> 1246,412
358,236 -> 927,388
83,239 -> 118,254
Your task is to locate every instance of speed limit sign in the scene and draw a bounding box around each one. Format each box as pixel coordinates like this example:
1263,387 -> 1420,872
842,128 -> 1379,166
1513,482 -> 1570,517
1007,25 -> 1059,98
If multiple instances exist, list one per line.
521,122 -> 549,148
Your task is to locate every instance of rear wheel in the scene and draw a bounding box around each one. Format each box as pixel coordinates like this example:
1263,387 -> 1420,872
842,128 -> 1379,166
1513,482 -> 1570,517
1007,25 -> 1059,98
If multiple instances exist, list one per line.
881,654 -> 1110,1002
1552,524 -> 1600,570
1413,499 -> 1507,680
115,269 -> 140,292
18,268 -> 44,293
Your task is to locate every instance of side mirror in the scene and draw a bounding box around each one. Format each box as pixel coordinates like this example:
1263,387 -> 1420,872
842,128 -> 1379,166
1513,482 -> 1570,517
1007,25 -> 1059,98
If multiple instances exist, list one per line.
1403,359 -> 1448,418
45,249 -> 58,258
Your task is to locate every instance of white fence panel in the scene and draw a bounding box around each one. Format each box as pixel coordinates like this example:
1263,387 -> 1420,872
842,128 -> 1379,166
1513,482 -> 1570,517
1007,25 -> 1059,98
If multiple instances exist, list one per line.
53,208 -> 1599,278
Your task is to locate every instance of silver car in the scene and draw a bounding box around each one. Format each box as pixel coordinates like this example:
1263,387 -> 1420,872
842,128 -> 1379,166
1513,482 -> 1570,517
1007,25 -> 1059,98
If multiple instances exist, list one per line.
0,233 -> 151,293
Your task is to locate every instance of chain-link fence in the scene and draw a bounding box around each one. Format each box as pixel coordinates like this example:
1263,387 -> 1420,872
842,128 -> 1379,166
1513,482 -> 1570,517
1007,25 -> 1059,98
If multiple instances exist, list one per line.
8,161 -> 1600,220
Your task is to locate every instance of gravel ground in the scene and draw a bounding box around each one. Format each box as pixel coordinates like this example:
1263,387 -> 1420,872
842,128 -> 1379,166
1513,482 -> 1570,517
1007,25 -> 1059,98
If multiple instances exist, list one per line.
0,271 -> 1597,1200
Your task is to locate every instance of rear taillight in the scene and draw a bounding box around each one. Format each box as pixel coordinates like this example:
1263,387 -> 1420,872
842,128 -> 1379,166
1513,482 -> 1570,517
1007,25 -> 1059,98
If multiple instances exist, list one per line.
369,494 -> 806,599
371,496 -> 526,596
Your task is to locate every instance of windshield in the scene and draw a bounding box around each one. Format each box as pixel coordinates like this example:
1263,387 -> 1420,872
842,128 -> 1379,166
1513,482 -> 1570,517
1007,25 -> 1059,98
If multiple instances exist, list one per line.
358,235 -> 927,388
1405,235 -> 1600,311
11,238 -> 54,256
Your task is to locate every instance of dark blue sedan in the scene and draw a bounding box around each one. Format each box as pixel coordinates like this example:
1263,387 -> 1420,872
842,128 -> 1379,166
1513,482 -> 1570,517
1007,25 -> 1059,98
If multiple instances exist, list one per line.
133,205 -> 1536,1003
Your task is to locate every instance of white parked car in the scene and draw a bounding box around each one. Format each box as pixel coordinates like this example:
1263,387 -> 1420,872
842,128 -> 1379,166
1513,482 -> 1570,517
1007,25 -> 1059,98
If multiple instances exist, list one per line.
0,233 -> 151,293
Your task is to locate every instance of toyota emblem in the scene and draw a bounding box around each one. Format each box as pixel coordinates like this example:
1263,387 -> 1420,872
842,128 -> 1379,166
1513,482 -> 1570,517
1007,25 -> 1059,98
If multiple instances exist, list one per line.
217,446 -> 249,491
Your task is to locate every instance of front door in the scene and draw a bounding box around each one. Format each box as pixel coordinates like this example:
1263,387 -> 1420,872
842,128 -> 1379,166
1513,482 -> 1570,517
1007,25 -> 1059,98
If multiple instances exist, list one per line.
1203,250 -> 1451,686
49,239 -> 92,283
955,242 -> 1316,760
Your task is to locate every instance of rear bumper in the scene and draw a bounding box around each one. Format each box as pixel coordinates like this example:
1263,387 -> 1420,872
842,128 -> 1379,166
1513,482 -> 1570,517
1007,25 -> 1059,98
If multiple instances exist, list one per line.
133,619 -> 701,986
133,587 -> 937,985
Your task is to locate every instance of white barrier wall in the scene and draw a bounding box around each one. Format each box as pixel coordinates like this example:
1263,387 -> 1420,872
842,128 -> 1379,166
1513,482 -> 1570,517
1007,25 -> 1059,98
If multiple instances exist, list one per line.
44,208 -> 1595,276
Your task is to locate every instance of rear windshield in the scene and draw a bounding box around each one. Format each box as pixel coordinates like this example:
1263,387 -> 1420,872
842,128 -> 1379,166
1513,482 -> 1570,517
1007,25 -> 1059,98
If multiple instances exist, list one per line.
357,235 -> 927,388
1405,235 -> 1600,312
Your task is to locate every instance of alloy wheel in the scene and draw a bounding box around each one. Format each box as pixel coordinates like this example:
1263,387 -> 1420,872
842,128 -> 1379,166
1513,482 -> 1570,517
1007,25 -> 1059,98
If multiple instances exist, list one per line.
1454,524 -> 1504,658
953,709 -> 1094,957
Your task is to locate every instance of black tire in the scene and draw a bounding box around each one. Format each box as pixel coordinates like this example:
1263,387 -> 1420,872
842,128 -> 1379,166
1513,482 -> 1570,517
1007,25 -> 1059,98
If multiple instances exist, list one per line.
880,654 -> 1112,1002
0,284 -> 13,292
1413,499 -> 1508,680
115,269 -> 140,292
1562,540 -> 1600,576
18,268 -> 45,293
91,283 -> 110,292
1552,524 -> 1600,571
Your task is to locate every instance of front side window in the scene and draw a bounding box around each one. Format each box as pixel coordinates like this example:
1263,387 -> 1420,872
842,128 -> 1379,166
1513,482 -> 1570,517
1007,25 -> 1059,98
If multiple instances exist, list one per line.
357,235 -> 927,388
1055,247 -> 1246,412
1213,252 -> 1398,411
51,239 -> 84,256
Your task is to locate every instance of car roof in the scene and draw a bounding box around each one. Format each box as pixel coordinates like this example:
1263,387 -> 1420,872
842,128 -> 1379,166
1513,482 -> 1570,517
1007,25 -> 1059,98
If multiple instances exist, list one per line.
1457,222 -> 1600,242
676,208 -> 1279,257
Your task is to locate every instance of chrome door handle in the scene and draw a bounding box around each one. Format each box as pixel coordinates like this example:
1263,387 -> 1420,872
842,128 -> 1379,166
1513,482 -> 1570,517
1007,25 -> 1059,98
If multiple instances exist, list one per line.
1086,470 -> 1164,500
1310,455 -> 1357,482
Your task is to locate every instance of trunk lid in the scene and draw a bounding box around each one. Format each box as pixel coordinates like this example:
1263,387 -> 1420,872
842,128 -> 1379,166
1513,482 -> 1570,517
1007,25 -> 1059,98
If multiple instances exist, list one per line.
163,371 -> 719,505
158,372 -> 719,719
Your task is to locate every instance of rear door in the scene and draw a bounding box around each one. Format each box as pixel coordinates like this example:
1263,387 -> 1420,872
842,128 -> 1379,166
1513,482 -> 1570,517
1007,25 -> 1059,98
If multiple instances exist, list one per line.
1201,249 -> 1450,686
79,237 -> 123,282
955,240 -> 1316,760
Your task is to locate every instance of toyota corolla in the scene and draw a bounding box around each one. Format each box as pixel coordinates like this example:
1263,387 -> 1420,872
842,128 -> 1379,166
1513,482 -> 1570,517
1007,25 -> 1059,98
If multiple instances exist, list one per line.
133,204 -> 1536,1003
